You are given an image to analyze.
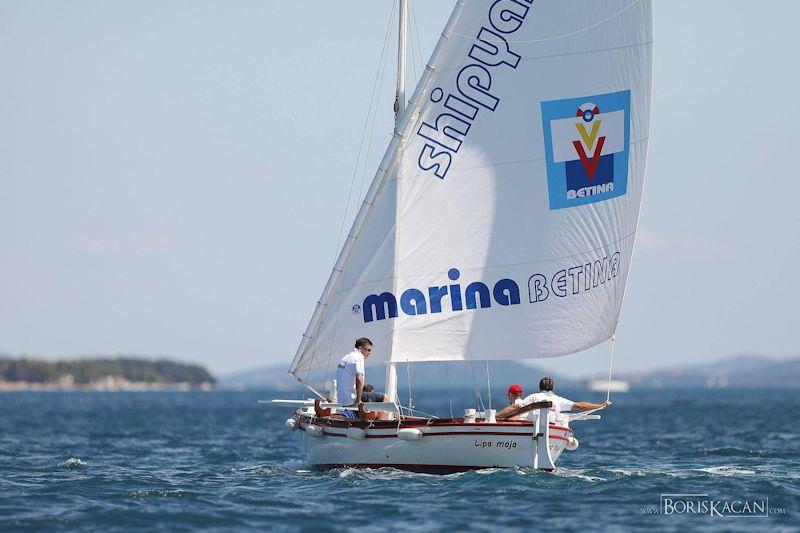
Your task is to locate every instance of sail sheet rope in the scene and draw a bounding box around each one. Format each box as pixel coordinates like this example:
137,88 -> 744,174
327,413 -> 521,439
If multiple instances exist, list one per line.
567,338 -> 616,421
606,334 -> 616,403
568,332 -> 616,421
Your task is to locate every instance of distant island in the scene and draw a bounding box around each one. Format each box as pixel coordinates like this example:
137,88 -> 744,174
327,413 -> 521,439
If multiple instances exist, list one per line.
615,354 -> 800,389
217,354 -> 800,391
217,360 -> 575,392
0,357 -> 216,392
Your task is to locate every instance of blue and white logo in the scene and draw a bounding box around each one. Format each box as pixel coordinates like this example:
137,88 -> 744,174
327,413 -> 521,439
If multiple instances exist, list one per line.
541,90 -> 631,210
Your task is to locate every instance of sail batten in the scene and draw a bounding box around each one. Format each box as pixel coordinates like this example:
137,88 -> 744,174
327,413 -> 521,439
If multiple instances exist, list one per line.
291,0 -> 653,375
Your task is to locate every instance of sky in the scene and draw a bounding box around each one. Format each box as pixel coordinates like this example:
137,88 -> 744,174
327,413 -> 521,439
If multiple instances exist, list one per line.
1,0 -> 799,378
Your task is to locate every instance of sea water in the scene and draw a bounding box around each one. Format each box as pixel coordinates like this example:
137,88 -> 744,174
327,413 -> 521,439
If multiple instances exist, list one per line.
0,389 -> 797,531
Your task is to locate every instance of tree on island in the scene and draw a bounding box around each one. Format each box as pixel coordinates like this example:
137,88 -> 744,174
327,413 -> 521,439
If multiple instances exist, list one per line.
0,357 -> 215,385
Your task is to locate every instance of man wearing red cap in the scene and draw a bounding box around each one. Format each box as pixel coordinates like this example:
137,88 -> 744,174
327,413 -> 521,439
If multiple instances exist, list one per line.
506,384 -> 525,406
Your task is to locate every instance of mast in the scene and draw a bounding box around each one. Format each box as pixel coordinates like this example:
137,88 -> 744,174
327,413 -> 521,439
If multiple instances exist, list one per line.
394,0 -> 407,119
386,0 -> 407,406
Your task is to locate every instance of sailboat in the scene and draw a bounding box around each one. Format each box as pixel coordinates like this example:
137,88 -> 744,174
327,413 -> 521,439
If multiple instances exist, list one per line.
271,0 -> 653,473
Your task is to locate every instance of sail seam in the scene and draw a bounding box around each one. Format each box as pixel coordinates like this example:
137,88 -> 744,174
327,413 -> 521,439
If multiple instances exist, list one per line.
517,40 -> 654,64
449,0 -> 643,44
431,40 -> 653,78
319,230 -> 639,294
353,334 -> 615,362
387,137 -> 649,177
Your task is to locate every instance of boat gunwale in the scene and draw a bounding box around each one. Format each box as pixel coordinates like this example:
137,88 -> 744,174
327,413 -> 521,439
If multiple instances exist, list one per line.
296,413 -> 573,434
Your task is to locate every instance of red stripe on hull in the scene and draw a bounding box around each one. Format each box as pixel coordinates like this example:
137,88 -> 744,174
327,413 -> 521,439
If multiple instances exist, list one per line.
305,417 -> 572,434
320,430 -> 571,441
323,431 -> 540,438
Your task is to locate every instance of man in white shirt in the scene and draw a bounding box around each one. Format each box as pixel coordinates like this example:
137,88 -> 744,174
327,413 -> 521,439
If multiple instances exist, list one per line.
499,377 -> 608,423
336,337 -> 375,419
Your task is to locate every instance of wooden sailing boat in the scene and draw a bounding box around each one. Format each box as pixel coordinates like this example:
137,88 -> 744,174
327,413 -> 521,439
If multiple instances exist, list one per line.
271,0 -> 653,473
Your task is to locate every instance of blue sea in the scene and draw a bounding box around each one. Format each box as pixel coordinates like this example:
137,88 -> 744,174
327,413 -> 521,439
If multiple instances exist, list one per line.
1,388 -> 797,531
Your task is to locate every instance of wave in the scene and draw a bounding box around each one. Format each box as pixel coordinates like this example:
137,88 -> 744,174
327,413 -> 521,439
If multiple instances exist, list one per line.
236,458 -> 320,479
131,488 -> 187,498
694,465 -> 756,476
605,467 -> 648,477
334,466 -> 465,480
57,457 -> 87,469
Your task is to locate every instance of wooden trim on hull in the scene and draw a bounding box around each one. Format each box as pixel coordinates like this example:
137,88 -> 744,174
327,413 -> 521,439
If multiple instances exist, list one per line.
299,415 -> 573,434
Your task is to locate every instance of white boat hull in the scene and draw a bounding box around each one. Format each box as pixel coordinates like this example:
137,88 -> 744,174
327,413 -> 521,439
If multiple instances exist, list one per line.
293,414 -> 573,473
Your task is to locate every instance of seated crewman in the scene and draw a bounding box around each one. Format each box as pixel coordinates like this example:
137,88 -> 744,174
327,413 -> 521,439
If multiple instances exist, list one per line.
506,384 -> 524,406
361,383 -> 388,403
498,377 -> 608,422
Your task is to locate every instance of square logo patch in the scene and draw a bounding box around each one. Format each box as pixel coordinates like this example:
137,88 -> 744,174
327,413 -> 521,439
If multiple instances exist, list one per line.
541,90 -> 631,210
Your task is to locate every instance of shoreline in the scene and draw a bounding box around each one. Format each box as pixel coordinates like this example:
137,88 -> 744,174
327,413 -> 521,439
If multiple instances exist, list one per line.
0,378 -> 214,392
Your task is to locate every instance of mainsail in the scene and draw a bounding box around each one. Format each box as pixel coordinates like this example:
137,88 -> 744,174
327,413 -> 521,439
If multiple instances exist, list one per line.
291,0 -> 653,379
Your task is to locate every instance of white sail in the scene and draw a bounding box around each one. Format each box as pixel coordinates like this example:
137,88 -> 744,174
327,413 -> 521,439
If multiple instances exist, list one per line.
291,0 -> 653,376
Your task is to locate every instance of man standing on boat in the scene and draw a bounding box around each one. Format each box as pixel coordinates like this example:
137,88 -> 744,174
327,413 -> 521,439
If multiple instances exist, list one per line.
498,377 -> 608,422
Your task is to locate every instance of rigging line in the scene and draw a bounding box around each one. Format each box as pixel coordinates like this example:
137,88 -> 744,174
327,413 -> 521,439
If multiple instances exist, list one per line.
413,409 -> 439,419
470,361 -> 485,412
444,360 -> 454,419
449,0 -> 642,44
408,1 -> 425,86
406,361 -> 414,412
357,2 -> 397,202
319,1 -> 398,379
407,1 -> 417,88
395,366 -> 405,413
289,373 -> 327,401
400,404 -> 439,419
408,0 -> 425,84
318,0 -> 398,385
486,360 -> 491,412
303,319 -> 317,388
331,0 -> 396,269
606,335 -> 616,404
